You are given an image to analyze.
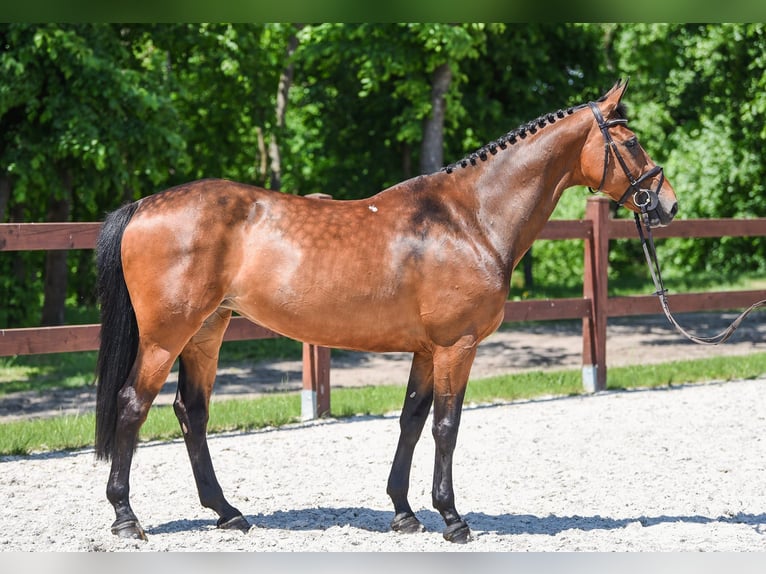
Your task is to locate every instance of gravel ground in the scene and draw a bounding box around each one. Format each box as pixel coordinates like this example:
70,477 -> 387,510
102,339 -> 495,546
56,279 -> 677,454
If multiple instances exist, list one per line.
2,377 -> 766,551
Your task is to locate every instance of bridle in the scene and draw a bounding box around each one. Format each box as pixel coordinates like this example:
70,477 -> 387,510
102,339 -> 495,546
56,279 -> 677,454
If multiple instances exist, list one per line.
587,101 -> 665,213
588,101 -> 766,345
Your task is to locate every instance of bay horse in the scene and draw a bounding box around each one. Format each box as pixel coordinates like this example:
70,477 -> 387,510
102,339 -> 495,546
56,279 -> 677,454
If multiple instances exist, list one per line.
94,79 -> 677,543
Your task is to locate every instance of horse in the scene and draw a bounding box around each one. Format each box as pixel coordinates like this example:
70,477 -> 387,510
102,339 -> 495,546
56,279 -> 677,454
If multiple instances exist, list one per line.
94,79 -> 678,544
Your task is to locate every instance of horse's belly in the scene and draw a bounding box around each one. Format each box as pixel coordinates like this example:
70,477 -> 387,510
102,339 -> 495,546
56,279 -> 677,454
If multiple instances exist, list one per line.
230,296 -> 427,353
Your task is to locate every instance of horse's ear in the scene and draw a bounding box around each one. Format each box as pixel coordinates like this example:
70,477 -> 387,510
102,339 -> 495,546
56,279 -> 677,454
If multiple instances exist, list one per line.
604,77 -> 629,102
615,77 -> 630,101
600,77 -> 630,113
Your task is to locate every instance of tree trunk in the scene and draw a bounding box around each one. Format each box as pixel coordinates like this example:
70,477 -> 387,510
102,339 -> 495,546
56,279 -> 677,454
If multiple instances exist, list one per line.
602,24 -> 617,74
419,62 -> 452,175
0,175 -> 10,223
40,170 -> 72,326
401,142 -> 412,180
255,126 -> 268,187
268,27 -> 301,191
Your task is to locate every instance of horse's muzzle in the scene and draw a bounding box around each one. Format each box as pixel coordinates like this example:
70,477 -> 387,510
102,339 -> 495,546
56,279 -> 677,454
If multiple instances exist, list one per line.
645,192 -> 678,227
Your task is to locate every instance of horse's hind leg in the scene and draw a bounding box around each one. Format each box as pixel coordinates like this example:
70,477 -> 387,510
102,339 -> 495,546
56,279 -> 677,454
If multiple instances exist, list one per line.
387,351 -> 434,533
173,308 -> 250,532
107,342 -> 179,540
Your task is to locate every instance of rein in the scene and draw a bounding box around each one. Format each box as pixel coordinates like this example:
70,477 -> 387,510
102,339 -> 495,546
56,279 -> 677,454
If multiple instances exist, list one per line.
634,211 -> 766,344
588,101 -> 766,345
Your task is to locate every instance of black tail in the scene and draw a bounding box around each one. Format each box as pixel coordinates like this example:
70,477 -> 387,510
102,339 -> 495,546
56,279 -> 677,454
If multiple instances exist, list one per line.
94,201 -> 141,461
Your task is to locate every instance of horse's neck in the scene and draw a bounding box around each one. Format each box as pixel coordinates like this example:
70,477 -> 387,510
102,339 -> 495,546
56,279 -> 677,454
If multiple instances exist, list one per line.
461,112 -> 589,272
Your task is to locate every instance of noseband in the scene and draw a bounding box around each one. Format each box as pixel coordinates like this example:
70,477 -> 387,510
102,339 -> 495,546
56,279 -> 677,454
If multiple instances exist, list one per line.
587,101 -> 665,214
587,101 -> 766,345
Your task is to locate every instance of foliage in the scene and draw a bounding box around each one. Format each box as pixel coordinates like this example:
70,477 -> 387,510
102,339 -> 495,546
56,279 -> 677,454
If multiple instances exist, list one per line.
1,25 -> 187,209
609,23 -> 766,280
1,24 -> 188,325
144,23 -> 284,186
284,23 -> 503,197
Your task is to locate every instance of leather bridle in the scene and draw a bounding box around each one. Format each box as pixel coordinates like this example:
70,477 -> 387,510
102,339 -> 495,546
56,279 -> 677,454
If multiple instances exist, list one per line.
587,101 -> 665,215
588,100 -> 766,346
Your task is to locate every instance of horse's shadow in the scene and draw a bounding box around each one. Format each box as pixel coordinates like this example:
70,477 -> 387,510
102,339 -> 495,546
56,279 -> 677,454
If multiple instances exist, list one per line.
148,507 -> 766,537
462,510 -> 766,536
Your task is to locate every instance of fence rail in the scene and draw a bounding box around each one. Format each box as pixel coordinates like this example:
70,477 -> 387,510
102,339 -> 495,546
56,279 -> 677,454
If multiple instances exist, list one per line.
3,196 -> 766,416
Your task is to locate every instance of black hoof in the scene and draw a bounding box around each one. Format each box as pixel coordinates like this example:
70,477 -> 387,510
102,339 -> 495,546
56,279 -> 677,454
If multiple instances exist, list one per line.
217,514 -> 251,533
111,519 -> 148,541
443,520 -> 472,544
391,512 -> 425,534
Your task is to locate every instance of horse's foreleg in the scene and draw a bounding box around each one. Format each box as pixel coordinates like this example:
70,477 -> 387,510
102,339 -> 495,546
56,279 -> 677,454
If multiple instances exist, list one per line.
173,309 -> 250,532
430,340 -> 477,543
107,346 -> 176,540
387,351 -> 434,534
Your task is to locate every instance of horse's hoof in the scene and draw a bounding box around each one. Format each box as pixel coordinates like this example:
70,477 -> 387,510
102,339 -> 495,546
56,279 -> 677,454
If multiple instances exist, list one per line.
111,519 -> 148,541
391,512 -> 425,534
217,514 -> 251,533
443,520 -> 472,544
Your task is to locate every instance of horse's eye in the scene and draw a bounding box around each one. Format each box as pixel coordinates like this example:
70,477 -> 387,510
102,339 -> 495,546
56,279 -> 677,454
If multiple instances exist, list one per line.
625,138 -> 638,149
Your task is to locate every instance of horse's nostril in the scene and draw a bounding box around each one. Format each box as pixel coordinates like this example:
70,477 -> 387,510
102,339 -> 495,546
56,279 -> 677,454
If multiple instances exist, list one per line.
670,202 -> 678,217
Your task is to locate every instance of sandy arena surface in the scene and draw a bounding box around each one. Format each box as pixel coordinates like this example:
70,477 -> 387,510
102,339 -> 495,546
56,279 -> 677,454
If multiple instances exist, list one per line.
2,377 -> 766,551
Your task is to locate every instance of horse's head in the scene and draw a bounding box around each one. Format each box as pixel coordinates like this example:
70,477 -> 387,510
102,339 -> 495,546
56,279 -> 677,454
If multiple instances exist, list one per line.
581,79 -> 678,227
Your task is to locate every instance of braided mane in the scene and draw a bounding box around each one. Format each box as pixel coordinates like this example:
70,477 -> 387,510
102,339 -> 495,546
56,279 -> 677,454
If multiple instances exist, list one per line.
442,98 -> 628,174
442,106 -> 578,174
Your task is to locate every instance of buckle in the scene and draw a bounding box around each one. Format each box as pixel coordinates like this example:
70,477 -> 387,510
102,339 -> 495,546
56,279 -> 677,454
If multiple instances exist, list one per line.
633,189 -> 659,212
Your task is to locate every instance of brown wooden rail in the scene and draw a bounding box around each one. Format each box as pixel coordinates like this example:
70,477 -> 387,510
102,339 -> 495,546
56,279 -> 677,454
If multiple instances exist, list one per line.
2,196 -> 766,413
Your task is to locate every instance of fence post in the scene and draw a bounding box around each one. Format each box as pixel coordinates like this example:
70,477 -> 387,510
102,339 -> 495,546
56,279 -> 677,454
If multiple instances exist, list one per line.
582,196 -> 610,392
301,343 -> 331,420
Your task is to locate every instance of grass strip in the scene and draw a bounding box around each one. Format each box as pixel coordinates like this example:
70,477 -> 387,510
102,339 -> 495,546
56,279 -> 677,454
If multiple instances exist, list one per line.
1,352 -> 765,457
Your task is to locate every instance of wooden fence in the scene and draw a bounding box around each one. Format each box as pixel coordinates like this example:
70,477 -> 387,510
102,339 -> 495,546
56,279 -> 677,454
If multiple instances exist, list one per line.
2,196 -> 766,418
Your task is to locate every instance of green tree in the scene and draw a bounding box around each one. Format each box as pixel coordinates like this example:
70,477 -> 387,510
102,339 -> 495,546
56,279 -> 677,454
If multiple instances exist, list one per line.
285,23 -> 604,202
145,23 -> 284,187
282,24 -> 508,198
1,24 -> 186,326
609,23 -> 766,282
